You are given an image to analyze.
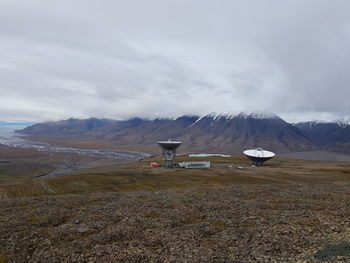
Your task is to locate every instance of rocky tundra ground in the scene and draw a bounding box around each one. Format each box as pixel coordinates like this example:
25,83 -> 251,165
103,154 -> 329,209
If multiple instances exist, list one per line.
1,184 -> 350,262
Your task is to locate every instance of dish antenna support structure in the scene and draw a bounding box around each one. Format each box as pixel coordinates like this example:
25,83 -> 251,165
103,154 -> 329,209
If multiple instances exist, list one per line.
243,148 -> 275,166
157,140 -> 182,168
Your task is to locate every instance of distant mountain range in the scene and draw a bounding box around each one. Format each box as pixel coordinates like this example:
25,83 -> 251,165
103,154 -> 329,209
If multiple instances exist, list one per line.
16,113 -> 350,153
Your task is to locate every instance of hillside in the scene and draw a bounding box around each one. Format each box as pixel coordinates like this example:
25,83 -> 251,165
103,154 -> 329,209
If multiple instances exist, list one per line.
1,152 -> 350,262
19,118 -> 118,136
295,121 -> 350,154
177,113 -> 314,152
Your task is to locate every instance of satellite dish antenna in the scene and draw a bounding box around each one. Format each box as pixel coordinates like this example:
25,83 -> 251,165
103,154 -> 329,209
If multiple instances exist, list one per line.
157,139 -> 182,168
243,148 -> 275,166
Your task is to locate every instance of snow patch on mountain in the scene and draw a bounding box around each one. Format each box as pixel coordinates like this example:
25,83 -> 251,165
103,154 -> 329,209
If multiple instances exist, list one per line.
296,118 -> 350,128
236,112 -> 279,120
208,111 -> 279,120
189,111 -> 280,126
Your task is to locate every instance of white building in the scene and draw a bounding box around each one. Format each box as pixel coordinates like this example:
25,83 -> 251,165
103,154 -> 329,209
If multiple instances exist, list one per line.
178,161 -> 211,169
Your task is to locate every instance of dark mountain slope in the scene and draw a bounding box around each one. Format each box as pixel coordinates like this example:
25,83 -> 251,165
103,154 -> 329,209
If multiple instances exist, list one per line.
295,121 -> 350,153
18,113 -> 318,153
19,118 -> 117,136
178,113 -> 315,152
108,116 -> 198,144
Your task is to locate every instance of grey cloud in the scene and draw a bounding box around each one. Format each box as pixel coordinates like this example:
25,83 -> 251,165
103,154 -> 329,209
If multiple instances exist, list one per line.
0,0 -> 350,122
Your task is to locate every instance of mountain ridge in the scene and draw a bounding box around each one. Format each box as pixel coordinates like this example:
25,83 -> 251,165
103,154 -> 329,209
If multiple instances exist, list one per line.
17,113 -> 350,154
17,113 -> 319,153
295,121 -> 350,153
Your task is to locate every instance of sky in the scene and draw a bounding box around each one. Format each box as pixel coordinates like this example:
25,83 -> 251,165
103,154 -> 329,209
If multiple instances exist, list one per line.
0,0 -> 350,123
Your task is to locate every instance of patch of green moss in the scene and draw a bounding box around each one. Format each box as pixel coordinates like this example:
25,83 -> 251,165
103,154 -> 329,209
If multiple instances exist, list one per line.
315,242 -> 350,261
0,255 -> 8,263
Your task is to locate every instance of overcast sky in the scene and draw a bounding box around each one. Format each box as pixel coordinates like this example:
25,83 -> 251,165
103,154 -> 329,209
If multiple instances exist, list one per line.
1,0 -> 350,122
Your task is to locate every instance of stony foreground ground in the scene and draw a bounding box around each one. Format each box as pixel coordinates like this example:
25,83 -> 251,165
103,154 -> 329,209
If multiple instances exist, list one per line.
1,184 -> 350,262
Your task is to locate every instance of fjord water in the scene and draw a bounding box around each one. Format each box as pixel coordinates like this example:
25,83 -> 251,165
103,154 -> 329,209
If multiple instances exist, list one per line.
0,123 -> 149,161
0,124 -> 29,137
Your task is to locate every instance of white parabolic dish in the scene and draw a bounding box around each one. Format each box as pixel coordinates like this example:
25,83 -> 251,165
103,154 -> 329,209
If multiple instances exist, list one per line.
243,149 -> 275,159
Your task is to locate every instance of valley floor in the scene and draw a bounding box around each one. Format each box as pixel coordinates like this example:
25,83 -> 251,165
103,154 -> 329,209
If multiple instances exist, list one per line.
278,151 -> 350,162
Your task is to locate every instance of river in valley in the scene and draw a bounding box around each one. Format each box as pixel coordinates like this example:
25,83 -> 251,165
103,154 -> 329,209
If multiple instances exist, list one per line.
0,125 -> 150,161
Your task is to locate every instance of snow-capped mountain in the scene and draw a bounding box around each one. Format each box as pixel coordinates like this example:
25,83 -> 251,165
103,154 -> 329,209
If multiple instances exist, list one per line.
196,111 -> 280,121
177,112 -> 313,152
18,113 -> 316,153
